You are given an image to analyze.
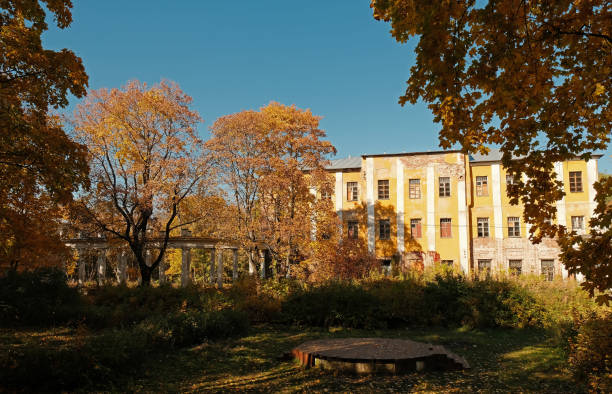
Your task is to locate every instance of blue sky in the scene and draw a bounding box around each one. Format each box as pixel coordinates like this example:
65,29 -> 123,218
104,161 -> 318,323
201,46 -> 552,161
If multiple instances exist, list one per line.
43,0 -> 611,173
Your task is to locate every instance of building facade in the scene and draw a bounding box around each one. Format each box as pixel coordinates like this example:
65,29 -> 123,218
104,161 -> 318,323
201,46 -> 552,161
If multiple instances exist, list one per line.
326,150 -> 600,279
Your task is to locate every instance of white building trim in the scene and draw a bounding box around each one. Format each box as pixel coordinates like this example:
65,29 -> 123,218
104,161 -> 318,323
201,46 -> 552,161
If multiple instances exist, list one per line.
491,164 -> 503,240
426,164 -> 436,252
334,171 -> 343,225
554,162 -> 567,227
396,158 -> 405,255
366,157 -> 375,253
458,177 -> 469,274
587,159 -> 598,221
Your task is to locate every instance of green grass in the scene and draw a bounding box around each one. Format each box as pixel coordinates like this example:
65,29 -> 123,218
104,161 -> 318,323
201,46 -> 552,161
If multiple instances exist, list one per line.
1,325 -> 577,393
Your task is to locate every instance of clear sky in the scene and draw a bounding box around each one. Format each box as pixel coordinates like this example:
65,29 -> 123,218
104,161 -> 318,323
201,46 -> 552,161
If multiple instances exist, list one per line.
43,0 -> 611,173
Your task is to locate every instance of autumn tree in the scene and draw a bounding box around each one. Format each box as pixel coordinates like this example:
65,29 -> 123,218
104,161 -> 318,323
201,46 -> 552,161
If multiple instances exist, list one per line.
72,80 -> 209,285
0,0 -> 88,270
252,102 -> 336,276
372,0 -> 611,300
208,110 -> 268,274
208,102 -> 336,277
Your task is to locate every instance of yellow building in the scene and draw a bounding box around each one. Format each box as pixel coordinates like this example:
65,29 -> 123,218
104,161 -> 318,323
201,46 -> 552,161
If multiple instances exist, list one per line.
326,149 -> 601,279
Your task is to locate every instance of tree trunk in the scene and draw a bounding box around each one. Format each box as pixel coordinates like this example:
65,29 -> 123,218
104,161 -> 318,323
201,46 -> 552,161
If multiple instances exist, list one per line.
140,264 -> 152,286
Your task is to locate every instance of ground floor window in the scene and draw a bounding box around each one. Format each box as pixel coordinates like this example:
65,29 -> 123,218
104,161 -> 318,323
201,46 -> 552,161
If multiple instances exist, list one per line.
347,220 -> 358,239
541,259 -> 554,281
378,219 -> 390,240
441,260 -> 453,266
478,259 -> 492,276
509,259 -> 522,276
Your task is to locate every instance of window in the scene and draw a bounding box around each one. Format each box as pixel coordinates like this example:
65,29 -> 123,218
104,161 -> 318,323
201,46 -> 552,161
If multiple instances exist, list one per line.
506,174 -> 515,185
378,219 -> 390,240
347,182 -> 359,201
439,177 -> 451,197
321,189 -> 331,200
347,220 -> 359,239
440,218 -> 452,238
569,171 -> 583,193
478,259 -> 492,275
441,260 -> 453,266
409,179 -> 421,199
410,218 -> 422,238
477,217 -> 489,238
508,217 -> 521,237
509,260 -> 522,276
476,176 -> 489,196
541,259 -> 555,281
571,216 -> 585,233
378,180 -> 389,200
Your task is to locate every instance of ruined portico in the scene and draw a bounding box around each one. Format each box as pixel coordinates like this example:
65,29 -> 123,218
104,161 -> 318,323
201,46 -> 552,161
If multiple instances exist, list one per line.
65,234 -> 242,288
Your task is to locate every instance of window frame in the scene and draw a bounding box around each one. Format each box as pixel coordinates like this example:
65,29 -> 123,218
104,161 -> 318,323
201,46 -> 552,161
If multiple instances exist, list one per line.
440,218 -> 452,238
477,217 -> 489,238
571,216 -> 585,233
508,216 -> 521,237
346,182 -> 359,201
378,219 -> 391,240
410,218 -> 422,238
569,171 -> 583,193
377,179 -> 390,200
541,259 -> 555,281
475,176 -> 489,197
478,259 -> 492,276
408,178 -> 421,199
509,259 -> 522,276
439,177 -> 451,197
347,220 -> 359,239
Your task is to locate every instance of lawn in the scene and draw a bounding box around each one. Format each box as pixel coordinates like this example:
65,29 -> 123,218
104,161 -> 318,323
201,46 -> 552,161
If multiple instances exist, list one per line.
2,324 -> 581,393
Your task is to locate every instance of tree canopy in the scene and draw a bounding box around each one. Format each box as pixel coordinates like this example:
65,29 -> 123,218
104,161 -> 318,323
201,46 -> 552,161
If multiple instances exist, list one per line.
72,80 -> 210,285
372,0 -> 612,302
0,0 -> 88,269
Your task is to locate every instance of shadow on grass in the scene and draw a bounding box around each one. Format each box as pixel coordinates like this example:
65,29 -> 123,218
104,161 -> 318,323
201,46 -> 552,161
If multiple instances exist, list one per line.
131,325 -> 584,393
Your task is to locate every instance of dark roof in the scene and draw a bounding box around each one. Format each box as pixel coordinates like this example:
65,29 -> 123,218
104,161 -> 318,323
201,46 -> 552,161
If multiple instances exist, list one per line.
362,150 -> 462,158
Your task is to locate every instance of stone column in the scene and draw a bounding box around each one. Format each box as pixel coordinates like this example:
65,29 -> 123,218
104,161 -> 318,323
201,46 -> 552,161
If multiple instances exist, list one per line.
117,250 -> 128,285
217,248 -> 224,289
232,249 -> 239,282
259,249 -> 266,280
209,248 -> 216,284
97,250 -> 106,285
77,248 -> 86,286
181,248 -> 191,287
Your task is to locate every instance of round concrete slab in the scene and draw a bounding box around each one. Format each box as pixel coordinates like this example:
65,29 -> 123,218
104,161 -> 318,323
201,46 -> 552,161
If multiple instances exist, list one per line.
292,338 -> 469,374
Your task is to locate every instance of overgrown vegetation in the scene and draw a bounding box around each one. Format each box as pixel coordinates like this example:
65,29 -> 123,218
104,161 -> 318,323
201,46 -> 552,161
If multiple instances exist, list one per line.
0,267 -> 609,392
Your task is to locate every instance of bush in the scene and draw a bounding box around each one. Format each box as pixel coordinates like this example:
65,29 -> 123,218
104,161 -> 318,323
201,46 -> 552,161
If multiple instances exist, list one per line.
0,268 -> 84,327
568,311 -> 612,392
281,281 -> 384,329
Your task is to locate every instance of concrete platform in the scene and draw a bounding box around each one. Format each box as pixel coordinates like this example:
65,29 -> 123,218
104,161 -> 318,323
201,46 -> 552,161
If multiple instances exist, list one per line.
292,338 -> 469,374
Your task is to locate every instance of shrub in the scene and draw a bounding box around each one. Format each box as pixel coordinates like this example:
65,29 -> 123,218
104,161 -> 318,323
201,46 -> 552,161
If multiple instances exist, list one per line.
0,268 -> 83,327
281,281 -> 384,329
568,311 -> 612,392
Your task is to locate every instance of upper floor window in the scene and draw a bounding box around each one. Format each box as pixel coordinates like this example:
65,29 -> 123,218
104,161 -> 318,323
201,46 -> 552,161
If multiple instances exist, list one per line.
508,216 -> 521,237
321,189 -> 331,200
571,216 -> 585,233
440,218 -> 452,238
378,179 -> 390,200
439,177 -> 451,197
477,217 -> 489,238
409,179 -> 421,199
378,219 -> 390,240
476,176 -> 489,196
347,182 -> 359,201
347,220 -> 359,239
569,171 -> 583,193
410,218 -> 422,238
